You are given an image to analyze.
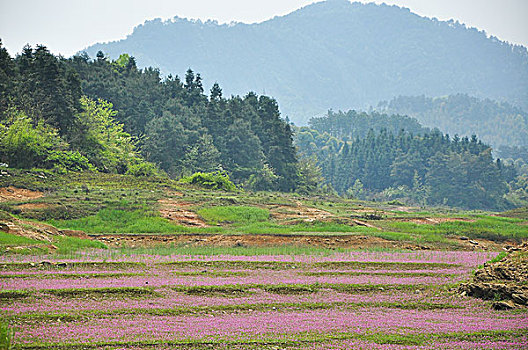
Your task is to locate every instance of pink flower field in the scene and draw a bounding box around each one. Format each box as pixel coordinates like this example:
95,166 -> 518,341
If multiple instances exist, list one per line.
1,250 -> 527,349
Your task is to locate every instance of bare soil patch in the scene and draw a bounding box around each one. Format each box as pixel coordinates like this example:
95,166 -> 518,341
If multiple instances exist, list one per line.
0,187 -> 43,202
0,218 -> 60,243
158,198 -> 208,227
268,201 -> 334,223
16,203 -> 52,210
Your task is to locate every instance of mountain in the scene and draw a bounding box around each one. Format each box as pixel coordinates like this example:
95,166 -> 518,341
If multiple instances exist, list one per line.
83,0 -> 528,125
377,94 -> 528,149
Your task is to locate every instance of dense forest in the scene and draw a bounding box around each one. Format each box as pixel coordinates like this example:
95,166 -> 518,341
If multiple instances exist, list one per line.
83,0 -> 528,124
378,94 -> 528,150
0,42 -> 298,191
296,111 -> 527,210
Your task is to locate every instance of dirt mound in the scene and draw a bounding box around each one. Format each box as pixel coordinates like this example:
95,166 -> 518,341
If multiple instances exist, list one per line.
158,199 -> 208,227
460,243 -> 528,309
0,186 -> 43,202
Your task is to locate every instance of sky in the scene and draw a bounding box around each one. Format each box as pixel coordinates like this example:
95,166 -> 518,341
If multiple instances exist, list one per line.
1,0 -> 527,57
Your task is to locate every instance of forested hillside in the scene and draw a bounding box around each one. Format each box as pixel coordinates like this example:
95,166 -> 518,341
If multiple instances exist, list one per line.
0,42 -> 298,191
296,111 -> 525,210
83,0 -> 528,124
378,94 -> 528,150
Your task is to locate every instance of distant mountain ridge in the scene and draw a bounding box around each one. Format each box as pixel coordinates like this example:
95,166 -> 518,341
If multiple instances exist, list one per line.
83,0 -> 528,125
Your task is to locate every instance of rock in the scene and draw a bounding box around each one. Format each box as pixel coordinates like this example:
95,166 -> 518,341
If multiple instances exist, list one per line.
511,293 -> 528,305
492,300 -> 515,310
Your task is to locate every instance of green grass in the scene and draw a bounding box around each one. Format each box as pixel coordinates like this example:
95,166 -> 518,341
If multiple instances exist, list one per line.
49,209 -> 182,233
0,232 -> 41,245
487,251 -> 507,264
383,216 -> 527,241
52,236 -> 107,254
197,206 -> 270,224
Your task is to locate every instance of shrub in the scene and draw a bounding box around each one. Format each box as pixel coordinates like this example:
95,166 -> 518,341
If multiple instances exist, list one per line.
45,150 -> 95,171
126,161 -> 158,177
180,171 -> 236,191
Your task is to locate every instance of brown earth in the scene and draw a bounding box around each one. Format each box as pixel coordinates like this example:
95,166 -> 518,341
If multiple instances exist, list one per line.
0,186 -> 43,202
16,203 -> 52,210
460,242 -> 528,309
267,201 -> 334,223
91,233 -> 425,250
158,198 -> 208,227
0,218 -> 60,242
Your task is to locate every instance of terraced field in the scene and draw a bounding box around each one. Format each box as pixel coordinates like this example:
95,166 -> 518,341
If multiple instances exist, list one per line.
2,250 -> 527,349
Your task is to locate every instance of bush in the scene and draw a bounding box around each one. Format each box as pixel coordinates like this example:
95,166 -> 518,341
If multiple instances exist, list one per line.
126,161 -> 158,177
180,171 -> 236,191
45,150 -> 95,171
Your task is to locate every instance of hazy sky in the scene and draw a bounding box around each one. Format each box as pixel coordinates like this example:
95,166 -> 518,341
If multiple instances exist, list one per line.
1,0 -> 527,57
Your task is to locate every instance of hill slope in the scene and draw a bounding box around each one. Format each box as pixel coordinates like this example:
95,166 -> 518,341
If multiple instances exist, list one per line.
83,0 -> 528,124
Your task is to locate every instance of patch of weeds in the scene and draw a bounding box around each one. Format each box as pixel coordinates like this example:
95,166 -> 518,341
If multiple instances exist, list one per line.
52,236 -> 107,254
261,283 -> 321,294
0,289 -> 31,300
198,206 -> 270,225
49,209 -> 181,233
385,216 -> 528,242
132,244 -> 349,257
173,284 -> 254,296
